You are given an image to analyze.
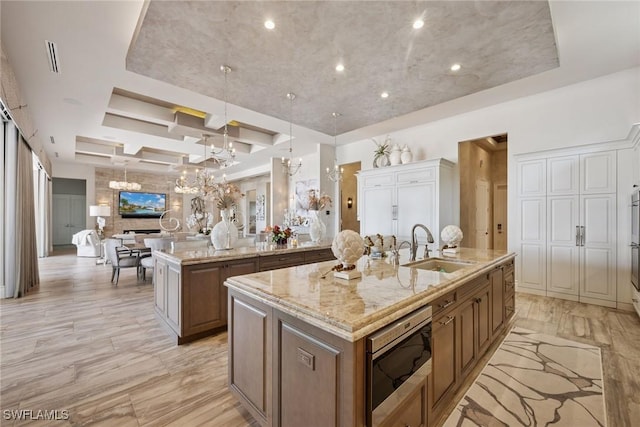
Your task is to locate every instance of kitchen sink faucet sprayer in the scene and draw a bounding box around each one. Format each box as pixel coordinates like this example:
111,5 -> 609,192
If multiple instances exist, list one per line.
410,224 -> 434,261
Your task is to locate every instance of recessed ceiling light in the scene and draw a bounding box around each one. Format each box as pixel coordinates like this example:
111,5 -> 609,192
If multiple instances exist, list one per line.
335,63 -> 345,72
380,92 -> 389,99
264,20 -> 275,30
450,63 -> 461,72
413,19 -> 424,29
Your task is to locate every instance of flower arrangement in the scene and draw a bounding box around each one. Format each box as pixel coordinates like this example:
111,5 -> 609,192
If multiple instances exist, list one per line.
265,225 -> 292,245
307,189 -> 332,211
208,181 -> 245,210
186,210 -> 213,235
186,196 -> 213,234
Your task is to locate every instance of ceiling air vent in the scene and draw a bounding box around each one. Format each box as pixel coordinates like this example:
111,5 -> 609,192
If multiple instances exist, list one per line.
45,40 -> 61,74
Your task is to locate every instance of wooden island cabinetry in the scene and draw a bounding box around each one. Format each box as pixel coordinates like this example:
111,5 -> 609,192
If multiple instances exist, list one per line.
226,249 -> 516,427
153,244 -> 335,344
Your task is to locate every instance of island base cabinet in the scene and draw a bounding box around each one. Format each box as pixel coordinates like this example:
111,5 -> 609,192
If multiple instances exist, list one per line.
280,323 -> 339,427
229,293 -> 271,426
228,289 -> 365,427
431,309 -> 457,415
154,257 -> 182,335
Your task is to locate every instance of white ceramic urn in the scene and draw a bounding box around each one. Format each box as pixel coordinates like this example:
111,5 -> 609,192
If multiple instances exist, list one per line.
389,144 -> 402,166
401,145 -> 413,164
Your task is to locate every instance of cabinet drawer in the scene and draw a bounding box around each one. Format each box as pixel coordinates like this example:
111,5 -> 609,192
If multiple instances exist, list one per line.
504,269 -> 515,296
259,252 -> 306,271
304,248 -> 335,263
396,167 -> 435,184
459,273 -> 490,299
363,174 -> 394,187
432,290 -> 457,316
505,293 -> 516,320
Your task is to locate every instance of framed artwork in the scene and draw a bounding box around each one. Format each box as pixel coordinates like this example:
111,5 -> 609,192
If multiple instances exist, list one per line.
256,194 -> 266,221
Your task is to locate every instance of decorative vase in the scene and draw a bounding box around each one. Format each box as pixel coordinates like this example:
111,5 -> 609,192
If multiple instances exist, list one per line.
401,145 -> 413,164
211,209 -> 238,249
389,144 -> 402,166
373,153 -> 389,168
308,210 -> 326,243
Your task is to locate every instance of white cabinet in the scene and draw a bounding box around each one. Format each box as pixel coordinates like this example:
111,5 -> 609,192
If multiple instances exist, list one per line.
357,159 -> 455,250
516,150 -> 618,307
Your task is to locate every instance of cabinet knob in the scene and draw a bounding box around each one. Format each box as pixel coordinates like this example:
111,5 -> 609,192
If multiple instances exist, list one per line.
474,297 -> 482,304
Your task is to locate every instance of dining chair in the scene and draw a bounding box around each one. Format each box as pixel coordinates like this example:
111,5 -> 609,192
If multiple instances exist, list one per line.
139,237 -> 175,282
104,238 -> 139,285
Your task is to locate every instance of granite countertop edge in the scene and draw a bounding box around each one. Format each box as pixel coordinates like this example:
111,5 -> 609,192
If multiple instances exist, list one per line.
226,251 -> 516,342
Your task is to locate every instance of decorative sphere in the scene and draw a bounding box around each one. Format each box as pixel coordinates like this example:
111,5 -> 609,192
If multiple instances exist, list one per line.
331,230 -> 364,267
441,225 -> 463,247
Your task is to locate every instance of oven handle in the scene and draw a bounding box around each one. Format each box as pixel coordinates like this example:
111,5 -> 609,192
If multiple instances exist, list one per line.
370,317 -> 432,360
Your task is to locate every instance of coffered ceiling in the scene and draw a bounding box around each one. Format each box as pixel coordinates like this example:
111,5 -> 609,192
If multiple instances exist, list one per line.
1,1 -> 639,179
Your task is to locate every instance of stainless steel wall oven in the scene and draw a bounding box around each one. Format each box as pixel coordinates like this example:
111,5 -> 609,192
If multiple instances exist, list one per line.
366,305 -> 432,426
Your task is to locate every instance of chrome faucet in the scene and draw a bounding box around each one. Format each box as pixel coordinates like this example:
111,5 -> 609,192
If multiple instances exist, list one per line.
410,224 -> 435,261
390,240 -> 411,265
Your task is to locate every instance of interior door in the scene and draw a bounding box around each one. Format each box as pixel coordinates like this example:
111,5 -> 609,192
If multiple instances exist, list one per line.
475,180 -> 490,250
52,194 -> 86,245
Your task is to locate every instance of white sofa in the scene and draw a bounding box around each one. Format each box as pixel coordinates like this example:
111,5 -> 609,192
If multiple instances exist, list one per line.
71,230 -> 101,257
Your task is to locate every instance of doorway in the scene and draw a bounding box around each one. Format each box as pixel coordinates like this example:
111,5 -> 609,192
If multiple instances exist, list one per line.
52,178 -> 86,246
458,135 -> 508,250
340,162 -> 361,233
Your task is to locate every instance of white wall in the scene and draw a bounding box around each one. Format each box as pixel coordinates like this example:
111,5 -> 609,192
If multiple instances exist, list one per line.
51,161 -> 96,229
338,67 -> 640,252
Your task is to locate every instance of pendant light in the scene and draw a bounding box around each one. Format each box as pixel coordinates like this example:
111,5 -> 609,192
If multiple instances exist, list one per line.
326,112 -> 344,182
281,92 -> 302,176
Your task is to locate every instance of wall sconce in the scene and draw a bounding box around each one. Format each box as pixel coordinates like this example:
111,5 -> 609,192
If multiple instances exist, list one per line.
347,197 -> 353,209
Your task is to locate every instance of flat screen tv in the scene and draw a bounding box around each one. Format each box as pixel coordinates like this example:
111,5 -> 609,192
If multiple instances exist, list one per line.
118,191 -> 166,218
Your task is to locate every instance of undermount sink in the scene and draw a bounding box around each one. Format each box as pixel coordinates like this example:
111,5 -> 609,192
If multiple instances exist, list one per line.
403,258 -> 475,273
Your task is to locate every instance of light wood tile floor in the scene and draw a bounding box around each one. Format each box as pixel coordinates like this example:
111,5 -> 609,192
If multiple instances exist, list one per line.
1,249 -> 639,426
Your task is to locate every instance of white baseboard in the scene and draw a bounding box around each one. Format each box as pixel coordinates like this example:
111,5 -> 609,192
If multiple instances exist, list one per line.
616,302 -> 634,312
515,286 -> 546,297
0,285 -> 6,299
547,291 -> 579,302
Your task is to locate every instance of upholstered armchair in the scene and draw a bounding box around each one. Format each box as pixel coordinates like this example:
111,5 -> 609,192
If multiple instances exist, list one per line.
71,230 -> 101,257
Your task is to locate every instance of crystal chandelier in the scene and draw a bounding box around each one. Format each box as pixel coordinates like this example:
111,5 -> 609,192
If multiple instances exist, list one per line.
209,65 -> 236,168
109,164 -> 141,191
326,112 -> 344,182
282,92 -> 302,176
175,140 -> 216,195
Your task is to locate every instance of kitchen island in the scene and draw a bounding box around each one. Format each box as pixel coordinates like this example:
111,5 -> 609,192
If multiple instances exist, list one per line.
152,242 -> 335,344
225,248 -> 515,427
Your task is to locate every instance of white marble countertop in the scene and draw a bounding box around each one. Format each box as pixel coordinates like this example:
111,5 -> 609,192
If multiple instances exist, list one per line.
154,241 -> 333,265
225,248 -> 516,342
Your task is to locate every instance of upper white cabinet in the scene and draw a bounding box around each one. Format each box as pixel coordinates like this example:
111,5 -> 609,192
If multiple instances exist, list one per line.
516,149 -> 618,307
357,159 -> 455,249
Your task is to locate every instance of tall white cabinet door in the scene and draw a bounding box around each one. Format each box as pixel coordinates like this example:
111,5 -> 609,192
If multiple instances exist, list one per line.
361,186 -> 394,236
517,160 -> 546,197
580,194 -> 617,303
396,182 -> 435,243
580,151 -> 617,194
547,196 -> 580,298
547,156 -> 579,195
517,197 -> 546,292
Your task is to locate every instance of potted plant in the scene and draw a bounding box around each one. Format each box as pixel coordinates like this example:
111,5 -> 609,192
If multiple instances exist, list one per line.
372,136 -> 391,168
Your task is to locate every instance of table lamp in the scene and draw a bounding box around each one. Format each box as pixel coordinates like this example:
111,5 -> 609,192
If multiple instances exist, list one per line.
89,205 -> 111,237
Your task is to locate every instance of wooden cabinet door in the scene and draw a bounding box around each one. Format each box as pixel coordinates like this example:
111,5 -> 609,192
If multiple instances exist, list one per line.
182,263 -> 224,335
229,293 -> 270,424
280,322 -> 340,427
547,156 -> 579,196
221,260 -> 258,321
517,159 -> 546,197
154,258 -> 167,316
382,381 -> 427,427
580,194 -> 617,303
580,151 -> 616,194
361,186 -> 395,236
396,181 -> 435,243
490,267 -> 504,335
475,284 -> 492,357
431,311 -> 457,409
458,298 -> 476,377
517,197 -> 546,292
547,195 -> 580,297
